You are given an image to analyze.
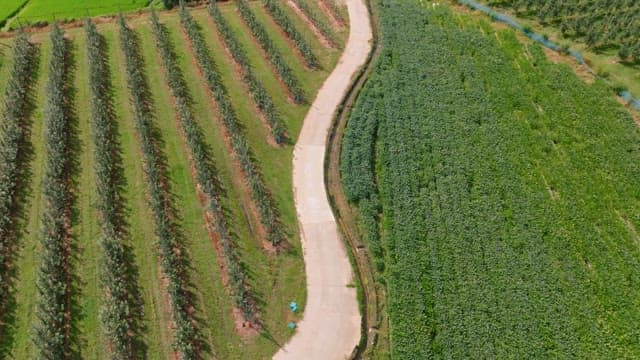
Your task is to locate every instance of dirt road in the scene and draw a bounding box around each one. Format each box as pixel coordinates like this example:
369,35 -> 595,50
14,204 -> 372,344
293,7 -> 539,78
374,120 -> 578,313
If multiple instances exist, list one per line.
273,0 -> 372,358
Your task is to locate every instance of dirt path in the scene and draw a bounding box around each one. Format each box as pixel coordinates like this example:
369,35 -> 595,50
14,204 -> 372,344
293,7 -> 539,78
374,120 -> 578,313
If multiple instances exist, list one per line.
273,0 -> 372,358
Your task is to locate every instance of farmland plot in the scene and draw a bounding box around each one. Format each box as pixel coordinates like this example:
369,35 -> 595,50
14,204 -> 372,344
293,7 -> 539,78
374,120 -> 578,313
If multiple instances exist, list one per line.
341,0 -> 640,358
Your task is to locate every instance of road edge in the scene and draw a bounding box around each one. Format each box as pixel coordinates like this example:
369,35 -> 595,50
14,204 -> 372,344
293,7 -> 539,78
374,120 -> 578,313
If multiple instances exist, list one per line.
324,0 -> 383,357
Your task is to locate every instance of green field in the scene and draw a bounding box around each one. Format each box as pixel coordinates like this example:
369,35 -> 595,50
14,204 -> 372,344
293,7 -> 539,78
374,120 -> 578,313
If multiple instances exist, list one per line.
341,0 -> 640,358
0,1 -> 346,358
0,0 -> 155,29
0,0 -> 28,26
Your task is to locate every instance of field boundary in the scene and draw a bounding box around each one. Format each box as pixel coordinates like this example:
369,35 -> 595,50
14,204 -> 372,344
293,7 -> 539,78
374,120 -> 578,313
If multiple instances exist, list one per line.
324,0 -> 384,357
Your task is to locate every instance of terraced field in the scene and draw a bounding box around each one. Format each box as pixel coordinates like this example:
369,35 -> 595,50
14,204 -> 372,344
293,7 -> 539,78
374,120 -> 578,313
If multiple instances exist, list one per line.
0,1 -> 347,358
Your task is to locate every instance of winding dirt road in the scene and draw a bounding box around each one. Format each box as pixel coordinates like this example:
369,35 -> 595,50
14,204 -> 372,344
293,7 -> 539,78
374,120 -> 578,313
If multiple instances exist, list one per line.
273,0 -> 372,359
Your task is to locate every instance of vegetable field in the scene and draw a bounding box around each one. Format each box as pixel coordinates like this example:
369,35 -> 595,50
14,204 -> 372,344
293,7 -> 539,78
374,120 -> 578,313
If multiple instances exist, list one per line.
342,0 -> 640,358
0,1 -> 346,358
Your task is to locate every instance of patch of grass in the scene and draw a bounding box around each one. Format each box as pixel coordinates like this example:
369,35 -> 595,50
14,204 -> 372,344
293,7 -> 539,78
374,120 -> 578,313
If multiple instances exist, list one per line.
0,0 -> 28,26
13,0 -> 149,25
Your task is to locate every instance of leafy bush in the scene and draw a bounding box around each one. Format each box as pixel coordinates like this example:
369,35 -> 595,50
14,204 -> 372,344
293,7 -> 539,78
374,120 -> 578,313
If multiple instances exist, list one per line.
292,0 -> 336,46
236,0 -> 305,103
262,0 -> 318,68
118,15 -> 199,358
0,31 -> 35,308
85,18 -> 142,358
487,0 -> 640,62
208,1 -> 287,144
152,8 -> 257,323
183,4 -> 286,247
33,24 -> 74,358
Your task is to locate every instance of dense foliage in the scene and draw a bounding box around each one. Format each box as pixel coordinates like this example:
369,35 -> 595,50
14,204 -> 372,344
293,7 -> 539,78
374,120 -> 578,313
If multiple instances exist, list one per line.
33,24 -> 74,359
183,5 -> 285,247
262,0 -> 318,68
152,8 -> 256,323
208,1 -> 287,144
0,31 -> 35,313
485,0 -> 640,61
292,0 -> 336,46
236,0 -> 305,103
85,18 -> 142,358
118,15 -> 199,358
342,0 -> 640,358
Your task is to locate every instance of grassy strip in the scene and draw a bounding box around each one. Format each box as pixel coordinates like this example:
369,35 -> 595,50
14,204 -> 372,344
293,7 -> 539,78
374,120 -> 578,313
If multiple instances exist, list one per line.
187,6 -> 285,247
150,8 -> 257,325
208,2 -> 287,144
118,16 -> 199,358
0,30 -> 37,356
262,0 -> 317,68
236,0 -> 304,103
85,19 -> 144,358
32,24 -> 77,358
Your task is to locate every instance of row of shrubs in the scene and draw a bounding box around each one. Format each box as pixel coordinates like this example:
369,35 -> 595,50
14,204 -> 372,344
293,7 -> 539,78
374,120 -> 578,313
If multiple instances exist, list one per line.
292,0 -> 336,47
33,24 -> 75,358
236,0 -> 305,103
182,4 -> 286,247
118,15 -> 199,358
208,2 -> 287,144
0,31 -> 36,316
151,8 -> 256,324
323,0 -> 345,25
85,18 -> 142,358
262,0 -> 318,69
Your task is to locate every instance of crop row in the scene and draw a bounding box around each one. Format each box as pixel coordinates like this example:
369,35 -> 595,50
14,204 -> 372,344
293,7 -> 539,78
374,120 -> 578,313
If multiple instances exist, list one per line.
33,24 -> 75,358
323,0 -> 345,25
151,8 -> 256,323
291,0 -> 336,47
236,0 -> 305,103
262,0 -> 318,68
118,16 -> 199,358
85,18 -> 142,358
183,4 -> 285,247
208,2 -> 287,144
0,31 -> 36,318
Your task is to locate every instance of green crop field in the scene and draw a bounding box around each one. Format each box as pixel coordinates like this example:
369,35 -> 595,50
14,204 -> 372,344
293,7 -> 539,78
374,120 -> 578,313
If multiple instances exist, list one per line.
17,0 -> 150,22
342,0 -> 640,358
0,0 -> 28,26
0,1 -> 346,358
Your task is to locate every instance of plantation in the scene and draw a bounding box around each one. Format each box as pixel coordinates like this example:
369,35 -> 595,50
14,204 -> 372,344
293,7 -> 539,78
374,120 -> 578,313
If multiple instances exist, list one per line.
484,0 -> 640,61
342,0 -> 640,358
0,1 -> 346,358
